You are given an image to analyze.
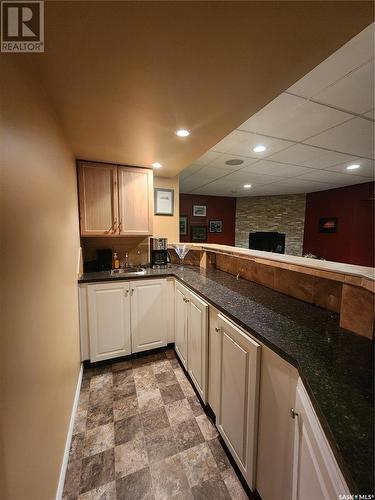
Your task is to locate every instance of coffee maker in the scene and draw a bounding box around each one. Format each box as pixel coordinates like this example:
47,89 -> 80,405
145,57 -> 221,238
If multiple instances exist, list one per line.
150,238 -> 170,268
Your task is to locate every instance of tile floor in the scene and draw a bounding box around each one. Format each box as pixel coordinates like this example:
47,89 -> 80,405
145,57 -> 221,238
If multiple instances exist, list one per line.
63,348 -> 249,499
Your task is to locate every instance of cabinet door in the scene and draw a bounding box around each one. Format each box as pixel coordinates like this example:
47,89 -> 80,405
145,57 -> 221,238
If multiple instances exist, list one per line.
78,162 -> 118,236
175,282 -> 188,369
117,166 -> 153,235
88,282 -> 131,362
217,314 -> 260,491
131,279 -> 168,353
208,307 -> 220,415
256,346 -> 298,500
292,381 -> 350,500
187,290 -> 208,403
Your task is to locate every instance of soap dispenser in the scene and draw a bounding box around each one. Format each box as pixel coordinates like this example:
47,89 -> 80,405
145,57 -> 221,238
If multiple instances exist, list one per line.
113,252 -> 120,269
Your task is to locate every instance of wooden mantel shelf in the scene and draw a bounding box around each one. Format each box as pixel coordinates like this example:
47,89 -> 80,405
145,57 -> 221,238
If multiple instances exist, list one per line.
170,243 -> 375,293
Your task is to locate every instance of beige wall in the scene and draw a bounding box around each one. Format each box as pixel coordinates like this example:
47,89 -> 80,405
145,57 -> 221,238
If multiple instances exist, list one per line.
153,176 -> 180,242
0,57 -> 81,500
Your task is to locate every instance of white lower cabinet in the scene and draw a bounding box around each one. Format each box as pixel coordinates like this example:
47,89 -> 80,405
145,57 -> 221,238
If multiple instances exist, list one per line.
174,281 -> 208,402
208,306 -> 220,416
88,282 -> 131,362
256,346 -> 298,500
292,379 -> 350,500
131,279 -> 167,353
187,291 -> 208,402
86,278 -> 169,362
175,282 -> 188,369
216,314 -> 261,491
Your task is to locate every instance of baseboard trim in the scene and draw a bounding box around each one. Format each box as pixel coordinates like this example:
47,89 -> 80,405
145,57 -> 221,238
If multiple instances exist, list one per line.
56,363 -> 83,500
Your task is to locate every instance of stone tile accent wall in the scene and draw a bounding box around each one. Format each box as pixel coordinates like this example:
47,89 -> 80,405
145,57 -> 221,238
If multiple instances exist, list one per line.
235,194 -> 306,256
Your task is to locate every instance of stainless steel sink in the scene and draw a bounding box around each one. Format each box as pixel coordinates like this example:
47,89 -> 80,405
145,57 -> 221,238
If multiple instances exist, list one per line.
110,267 -> 146,276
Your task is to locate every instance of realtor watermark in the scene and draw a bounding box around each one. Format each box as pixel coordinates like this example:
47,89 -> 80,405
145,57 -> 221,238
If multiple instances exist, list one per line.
339,495 -> 375,499
1,0 -> 44,52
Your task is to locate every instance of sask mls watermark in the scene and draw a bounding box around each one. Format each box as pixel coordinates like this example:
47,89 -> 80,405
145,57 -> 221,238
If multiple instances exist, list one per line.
1,0 -> 44,52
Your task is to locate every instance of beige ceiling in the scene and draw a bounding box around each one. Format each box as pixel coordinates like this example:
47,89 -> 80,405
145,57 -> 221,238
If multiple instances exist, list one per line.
180,23 -> 375,196
23,1 -> 375,177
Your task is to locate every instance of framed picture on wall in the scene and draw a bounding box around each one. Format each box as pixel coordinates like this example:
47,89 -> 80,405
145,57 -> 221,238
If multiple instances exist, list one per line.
319,217 -> 338,233
180,216 -> 188,236
191,226 -> 207,242
192,205 -> 207,217
154,188 -> 174,216
209,220 -> 223,233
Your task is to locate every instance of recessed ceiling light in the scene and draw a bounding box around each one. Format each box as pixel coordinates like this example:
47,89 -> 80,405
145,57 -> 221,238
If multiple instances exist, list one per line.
225,159 -> 244,166
176,129 -> 190,137
346,164 -> 360,170
243,184 -> 252,189
252,145 -> 266,153
152,162 -> 162,169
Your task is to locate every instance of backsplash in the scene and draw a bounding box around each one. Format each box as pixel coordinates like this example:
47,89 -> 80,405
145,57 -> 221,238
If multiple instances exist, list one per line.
81,237 -> 149,270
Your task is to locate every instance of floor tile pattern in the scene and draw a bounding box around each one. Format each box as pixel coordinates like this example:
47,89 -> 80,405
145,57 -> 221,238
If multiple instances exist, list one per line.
63,349 -> 249,499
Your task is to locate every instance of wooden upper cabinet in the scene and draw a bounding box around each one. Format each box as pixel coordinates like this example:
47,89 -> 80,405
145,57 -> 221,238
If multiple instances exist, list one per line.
77,162 -> 153,237
117,166 -> 153,236
78,162 -> 118,236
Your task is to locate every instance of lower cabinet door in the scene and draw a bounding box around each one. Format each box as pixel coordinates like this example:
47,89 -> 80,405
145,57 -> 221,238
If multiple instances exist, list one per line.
131,279 -> 168,353
175,283 -> 188,369
217,314 -> 260,491
88,282 -> 131,362
292,380 -> 350,500
208,307 -> 220,415
187,290 -> 208,403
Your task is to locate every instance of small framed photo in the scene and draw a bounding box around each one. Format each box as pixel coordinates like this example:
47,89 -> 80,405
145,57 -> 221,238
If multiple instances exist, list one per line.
191,226 -> 207,242
319,217 -> 338,233
209,220 -> 223,233
154,188 -> 174,216
180,216 -> 188,236
192,205 -> 207,217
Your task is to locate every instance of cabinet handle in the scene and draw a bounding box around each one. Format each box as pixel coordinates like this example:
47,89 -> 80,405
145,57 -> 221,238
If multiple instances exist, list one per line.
290,408 -> 299,419
131,288 -> 135,295
119,219 -> 122,233
104,219 -> 117,234
124,289 -> 129,296
215,327 -> 220,333
112,219 -> 118,233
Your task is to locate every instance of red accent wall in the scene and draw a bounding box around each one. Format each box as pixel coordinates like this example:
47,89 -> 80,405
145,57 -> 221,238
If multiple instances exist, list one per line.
303,182 -> 374,267
179,194 -> 236,245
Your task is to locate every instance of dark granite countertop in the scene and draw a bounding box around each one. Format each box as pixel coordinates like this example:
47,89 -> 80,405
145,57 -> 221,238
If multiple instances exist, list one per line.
79,265 -> 374,493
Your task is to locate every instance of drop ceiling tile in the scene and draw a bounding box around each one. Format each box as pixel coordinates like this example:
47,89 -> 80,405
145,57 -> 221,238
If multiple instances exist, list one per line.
192,185 -> 232,196
224,170 -> 285,185
239,93 -> 351,141
179,163 -> 203,179
296,169 -> 368,185
207,153 -> 259,169
212,130 -> 293,158
179,176 -> 209,192
268,178 -> 338,194
313,60 -> 374,114
199,164 -> 236,178
268,143 -> 355,168
241,160 -> 312,177
288,23 -> 375,98
326,158 -> 375,178
305,117 -> 375,158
